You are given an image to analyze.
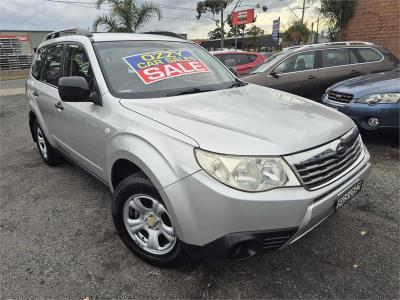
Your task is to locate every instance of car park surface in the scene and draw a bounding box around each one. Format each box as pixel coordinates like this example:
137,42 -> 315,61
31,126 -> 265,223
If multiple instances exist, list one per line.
1,79 -> 399,298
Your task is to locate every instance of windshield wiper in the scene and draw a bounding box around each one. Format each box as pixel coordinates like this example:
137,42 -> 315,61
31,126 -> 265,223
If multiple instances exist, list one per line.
166,87 -> 215,97
228,78 -> 248,88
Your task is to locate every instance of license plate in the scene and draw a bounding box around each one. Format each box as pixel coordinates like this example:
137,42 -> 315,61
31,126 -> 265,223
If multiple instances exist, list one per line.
335,181 -> 363,212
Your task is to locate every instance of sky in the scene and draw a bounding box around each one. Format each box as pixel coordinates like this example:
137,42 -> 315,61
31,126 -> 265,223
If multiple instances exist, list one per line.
0,0 -> 322,39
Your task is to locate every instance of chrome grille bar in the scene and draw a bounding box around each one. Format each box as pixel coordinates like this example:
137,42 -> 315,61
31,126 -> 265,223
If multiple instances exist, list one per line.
286,127 -> 364,190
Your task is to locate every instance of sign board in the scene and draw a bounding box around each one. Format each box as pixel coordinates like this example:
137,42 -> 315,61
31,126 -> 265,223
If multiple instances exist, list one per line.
232,9 -> 255,26
272,18 -> 280,42
0,35 -> 29,41
123,50 -> 210,84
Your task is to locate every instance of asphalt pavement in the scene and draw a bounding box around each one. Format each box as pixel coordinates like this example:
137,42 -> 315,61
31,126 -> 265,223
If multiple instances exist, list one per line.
0,79 -> 399,299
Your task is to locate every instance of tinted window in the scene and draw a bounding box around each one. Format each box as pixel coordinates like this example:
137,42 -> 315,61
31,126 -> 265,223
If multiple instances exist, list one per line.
247,54 -> 257,63
43,44 -> 64,87
31,48 -> 45,80
275,51 -> 315,73
322,48 -> 355,67
357,48 -> 382,62
65,44 -> 94,88
221,54 -> 251,67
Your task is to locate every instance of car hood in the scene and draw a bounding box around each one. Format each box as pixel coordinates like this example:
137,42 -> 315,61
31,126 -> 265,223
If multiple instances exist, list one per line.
120,84 -> 354,155
329,70 -> 400,97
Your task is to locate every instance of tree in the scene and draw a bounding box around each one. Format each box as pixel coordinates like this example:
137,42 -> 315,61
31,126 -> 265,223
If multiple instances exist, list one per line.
196,0 -> 233,48
319,0 -> 356,41
284,21 -> 310,45
208,27 -> 223,39
245,25 -> 264,50
93,0 -> 161,32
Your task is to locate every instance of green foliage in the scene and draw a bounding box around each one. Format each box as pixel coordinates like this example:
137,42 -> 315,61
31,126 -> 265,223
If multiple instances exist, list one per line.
319,0 -> 357,41
245,25 -> 265,49
245,25 -> 264,38
196,0 -> 232,20
196,0 -> 233,47
208,27 -> 223,39
93,0 -> 161,32
284,21 -> 310,44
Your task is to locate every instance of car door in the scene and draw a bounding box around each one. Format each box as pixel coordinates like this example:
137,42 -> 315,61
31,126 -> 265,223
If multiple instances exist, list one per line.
52,43 -> 107,180
32,45 -> 64,135
318,48 -> 362,95
266,50 -> 319,98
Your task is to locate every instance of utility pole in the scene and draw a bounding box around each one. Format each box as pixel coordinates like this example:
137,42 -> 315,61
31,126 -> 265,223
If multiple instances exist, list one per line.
310,22 -> 314,44
220,7 -> 224,48
301,0 -> 306,24
315,17 -> 319,43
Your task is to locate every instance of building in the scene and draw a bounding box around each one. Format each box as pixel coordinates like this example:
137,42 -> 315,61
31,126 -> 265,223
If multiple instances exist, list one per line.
342,0 -> 399,59
0,30 -> 51,53
199,35 -> 277,51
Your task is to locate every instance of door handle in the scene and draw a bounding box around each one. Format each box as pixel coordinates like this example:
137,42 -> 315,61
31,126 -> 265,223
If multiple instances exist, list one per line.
307,75 -> 317,80
55,101 -> 64,110
350,70 -> 359,75
33,91 -> 39,97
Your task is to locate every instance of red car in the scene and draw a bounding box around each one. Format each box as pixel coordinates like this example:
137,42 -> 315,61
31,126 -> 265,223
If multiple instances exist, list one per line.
211,50 -> 267,76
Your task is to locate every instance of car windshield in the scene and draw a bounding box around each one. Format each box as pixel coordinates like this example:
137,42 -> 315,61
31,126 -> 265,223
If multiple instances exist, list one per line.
93,40 -> 238,99
250,52 -> 286,74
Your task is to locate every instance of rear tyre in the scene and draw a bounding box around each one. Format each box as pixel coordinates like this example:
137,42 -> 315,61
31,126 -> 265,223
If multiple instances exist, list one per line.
33,120 -> 61,166
112,172 -> 184,267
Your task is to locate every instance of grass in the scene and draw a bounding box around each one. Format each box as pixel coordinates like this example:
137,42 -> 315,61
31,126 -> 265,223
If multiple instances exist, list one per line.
0,74 -> 28,81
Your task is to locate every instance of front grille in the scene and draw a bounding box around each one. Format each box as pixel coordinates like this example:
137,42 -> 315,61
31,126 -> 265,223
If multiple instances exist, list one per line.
262,229 -> 298,250
328,91 -> 354,103
291,128 -> 363,189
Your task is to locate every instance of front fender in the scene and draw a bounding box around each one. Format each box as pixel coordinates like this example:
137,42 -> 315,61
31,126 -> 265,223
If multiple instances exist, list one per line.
106,132 -> 200,192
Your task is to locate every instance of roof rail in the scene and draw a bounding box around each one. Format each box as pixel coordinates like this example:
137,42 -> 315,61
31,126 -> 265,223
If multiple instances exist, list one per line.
44,28 -> 93,41
141,31 -> 186,39
283,41 -> 374,51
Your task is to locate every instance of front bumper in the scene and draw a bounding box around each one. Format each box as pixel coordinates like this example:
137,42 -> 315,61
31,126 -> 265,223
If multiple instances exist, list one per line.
323,97 -> 399,130
161,146 -> 371,258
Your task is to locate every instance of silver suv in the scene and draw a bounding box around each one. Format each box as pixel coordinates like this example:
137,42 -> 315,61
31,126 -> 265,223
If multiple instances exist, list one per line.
27,29 -> 371,266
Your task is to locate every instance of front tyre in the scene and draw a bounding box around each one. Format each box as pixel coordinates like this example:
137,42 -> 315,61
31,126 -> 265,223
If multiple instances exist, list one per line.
112,172 -> 184,267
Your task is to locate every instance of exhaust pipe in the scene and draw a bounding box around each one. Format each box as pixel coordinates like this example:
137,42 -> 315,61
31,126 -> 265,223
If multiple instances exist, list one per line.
228,241 -> 259,260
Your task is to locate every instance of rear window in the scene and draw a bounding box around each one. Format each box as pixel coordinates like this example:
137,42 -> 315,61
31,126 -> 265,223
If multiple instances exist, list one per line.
356,48 -> 382,62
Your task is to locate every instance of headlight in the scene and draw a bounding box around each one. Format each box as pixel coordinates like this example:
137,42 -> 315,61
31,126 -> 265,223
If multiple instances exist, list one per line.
356,93 -> 400,105
195,149 -> 300,192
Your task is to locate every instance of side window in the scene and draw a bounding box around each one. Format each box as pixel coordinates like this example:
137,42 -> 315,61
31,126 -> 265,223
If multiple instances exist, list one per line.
65,44 -> 93,84
274,58 -> 290,73
275,51 -> 315,73
322,48 -> 351,67
31,48 -> 45,80
357,48 -> 382,62
43,44 -> 64,87
246,54 -> 257,63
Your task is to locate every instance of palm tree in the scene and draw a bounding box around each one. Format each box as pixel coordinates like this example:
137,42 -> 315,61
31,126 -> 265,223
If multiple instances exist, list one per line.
93,0 -> 162,33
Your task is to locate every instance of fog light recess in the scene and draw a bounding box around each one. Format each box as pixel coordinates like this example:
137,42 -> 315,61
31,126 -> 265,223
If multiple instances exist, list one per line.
367,117 -> 380,128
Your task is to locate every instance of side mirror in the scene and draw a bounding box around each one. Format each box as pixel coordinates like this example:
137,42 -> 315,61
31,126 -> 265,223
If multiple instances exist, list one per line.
58,76 -> 91,102
270,71 -> 279,78
228,67 -> 238,77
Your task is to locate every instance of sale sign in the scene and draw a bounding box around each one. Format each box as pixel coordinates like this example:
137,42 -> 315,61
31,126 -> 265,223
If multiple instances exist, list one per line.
123,50 -> 210,84
232,9 -> 255,26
